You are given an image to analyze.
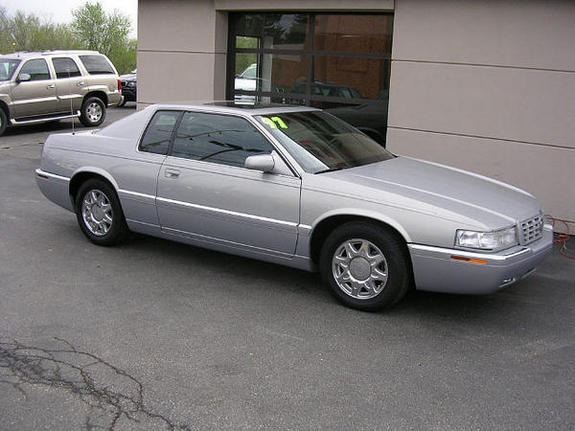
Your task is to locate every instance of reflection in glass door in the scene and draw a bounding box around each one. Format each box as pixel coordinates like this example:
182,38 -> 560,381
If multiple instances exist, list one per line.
228,13 -> 394,145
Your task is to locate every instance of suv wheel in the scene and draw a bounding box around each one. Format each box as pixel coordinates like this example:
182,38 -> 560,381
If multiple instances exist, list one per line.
0,108 -> 7,136
80,96 -> 106,127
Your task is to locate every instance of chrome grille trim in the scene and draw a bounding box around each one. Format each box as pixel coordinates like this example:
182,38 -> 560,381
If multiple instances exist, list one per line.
519,214 -> 544,245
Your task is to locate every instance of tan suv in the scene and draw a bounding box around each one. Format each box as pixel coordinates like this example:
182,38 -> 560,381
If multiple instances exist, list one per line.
0,50 -> 123,136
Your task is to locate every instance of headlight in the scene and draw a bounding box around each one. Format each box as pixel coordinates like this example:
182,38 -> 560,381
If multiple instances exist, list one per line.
455,226 -> 518,251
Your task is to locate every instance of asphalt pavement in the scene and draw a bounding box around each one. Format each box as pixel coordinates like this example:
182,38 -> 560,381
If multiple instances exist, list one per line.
0,105 -> 574,430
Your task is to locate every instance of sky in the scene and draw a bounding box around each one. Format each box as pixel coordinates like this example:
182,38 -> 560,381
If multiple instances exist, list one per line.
2,0 -> 138,37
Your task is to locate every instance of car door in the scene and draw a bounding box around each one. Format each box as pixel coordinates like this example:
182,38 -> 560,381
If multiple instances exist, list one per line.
156,110 -> 301,256
11,58 -> 59,118
51,57 -> 86,113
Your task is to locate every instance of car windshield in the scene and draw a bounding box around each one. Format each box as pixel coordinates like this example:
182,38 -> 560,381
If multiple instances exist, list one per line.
0,59 -> 21,81
256,111 -> 395,173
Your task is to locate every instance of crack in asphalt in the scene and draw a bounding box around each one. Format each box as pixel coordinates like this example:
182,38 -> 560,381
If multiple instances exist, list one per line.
0,337 -> 191,430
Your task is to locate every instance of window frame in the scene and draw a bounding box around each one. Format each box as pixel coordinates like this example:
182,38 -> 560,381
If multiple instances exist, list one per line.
143,109 -> 297,177
138,109 -> 184,155
18,58 -> 52,82
51,57 -> 82,79
227,12 -> 393,106
78,54 -> 116,75
168,110 -> 277,169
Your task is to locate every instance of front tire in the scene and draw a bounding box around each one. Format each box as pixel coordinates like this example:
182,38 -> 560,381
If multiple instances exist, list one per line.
0,109 -> 7,136
75,179 -> 129,246
320,222 -> 411,311
80,96 -> 106,127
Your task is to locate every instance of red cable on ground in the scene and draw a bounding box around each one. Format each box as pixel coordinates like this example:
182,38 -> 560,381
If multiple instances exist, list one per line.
546,216 -> 575,261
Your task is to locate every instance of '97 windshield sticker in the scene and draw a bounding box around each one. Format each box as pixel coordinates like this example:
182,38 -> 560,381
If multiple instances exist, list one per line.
261,116 -> 288,129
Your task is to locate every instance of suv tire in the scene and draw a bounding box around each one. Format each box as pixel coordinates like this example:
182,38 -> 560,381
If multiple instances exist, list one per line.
80,96 -> 106,127
0,108 -> 7,136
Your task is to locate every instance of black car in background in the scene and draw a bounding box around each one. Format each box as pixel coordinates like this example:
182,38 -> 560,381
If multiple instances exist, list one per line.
119,69 -> 137,106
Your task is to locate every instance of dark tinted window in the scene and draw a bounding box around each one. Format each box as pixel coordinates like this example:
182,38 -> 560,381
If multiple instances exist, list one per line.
20,59 -> 50,81
172,112 -> 273,168
52,57 -> 82,79
79,55 -> 115,75
139,111 -> 181,155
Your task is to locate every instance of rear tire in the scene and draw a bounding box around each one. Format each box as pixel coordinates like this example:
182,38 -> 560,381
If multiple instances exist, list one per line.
75,179 -> 129,246
80,96 -> 106,127
0,108 -> 7,136
320,222 -> 411,311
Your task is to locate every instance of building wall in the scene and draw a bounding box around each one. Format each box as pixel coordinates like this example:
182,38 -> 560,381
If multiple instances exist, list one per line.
138,0 -> 575,229
137,0 -> 228,105
387,0 -> 575,229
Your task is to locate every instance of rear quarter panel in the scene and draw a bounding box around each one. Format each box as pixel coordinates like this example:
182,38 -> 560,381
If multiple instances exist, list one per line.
41,107 -> 164,225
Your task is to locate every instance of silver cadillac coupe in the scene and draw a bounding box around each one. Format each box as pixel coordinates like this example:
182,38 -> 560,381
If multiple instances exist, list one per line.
36,103 -> 553,310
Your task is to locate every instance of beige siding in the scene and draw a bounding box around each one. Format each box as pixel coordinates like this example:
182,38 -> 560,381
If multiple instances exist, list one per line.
137,51 -> 226,103
392,0 -> 575,71
137,0 -> 227,105
388,61 -> 575,149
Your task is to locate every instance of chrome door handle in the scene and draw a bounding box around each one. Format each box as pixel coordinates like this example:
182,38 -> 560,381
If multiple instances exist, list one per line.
77,81 -> 85,86
47,84 -> 55,89
164,169 -> 180,179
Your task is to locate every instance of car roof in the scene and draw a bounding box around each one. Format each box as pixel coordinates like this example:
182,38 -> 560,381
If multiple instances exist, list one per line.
151,101 -> 320,116
0,50 -> 100,60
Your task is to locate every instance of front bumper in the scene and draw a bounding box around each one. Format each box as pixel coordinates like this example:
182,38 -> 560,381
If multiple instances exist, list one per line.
408,227 -> 553,294
121,88 -> 137,102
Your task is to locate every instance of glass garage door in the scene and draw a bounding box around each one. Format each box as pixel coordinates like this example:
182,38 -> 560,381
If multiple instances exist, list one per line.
228,13 -> 393,145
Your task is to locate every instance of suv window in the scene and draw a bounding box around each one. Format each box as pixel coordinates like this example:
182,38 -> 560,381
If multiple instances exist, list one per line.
139,110 -> 181,155
172,112 -> 273,168
79,55 -> 115,75
52,57 -> 82,79
19,59 -> 50,81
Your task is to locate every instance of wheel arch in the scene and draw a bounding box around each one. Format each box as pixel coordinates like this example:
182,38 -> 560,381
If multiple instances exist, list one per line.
83,91 -> 108,106
69,168 -> 119,208
308,210 -> 411,265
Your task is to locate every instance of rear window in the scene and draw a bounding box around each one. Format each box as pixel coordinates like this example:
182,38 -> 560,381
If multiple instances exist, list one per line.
139,110 -> 182,155
79,55 -> 115,75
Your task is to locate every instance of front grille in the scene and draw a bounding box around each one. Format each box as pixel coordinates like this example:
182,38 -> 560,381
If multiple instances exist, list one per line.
520,214 -> 544,245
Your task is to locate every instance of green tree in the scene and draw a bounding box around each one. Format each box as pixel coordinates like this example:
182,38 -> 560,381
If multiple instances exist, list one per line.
0,7 -> 80,53
72,2 -> 136,74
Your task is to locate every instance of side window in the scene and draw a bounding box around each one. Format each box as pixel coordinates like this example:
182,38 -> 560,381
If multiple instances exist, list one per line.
172,112 -> 273,168
79,55 -> 115,75
139,110 -> 181,155
19,59 -> 50,81
52,57 -> 82,79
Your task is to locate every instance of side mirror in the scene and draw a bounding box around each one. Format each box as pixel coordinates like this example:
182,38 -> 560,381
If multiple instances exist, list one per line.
17,73 -> 31,83
245,154 -> 275,173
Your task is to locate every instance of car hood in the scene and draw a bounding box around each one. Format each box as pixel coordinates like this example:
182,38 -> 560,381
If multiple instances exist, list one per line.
315,156 -> 541,230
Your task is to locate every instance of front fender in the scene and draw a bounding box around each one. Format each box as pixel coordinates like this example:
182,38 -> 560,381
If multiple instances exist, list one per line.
310,208 -> 412,243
